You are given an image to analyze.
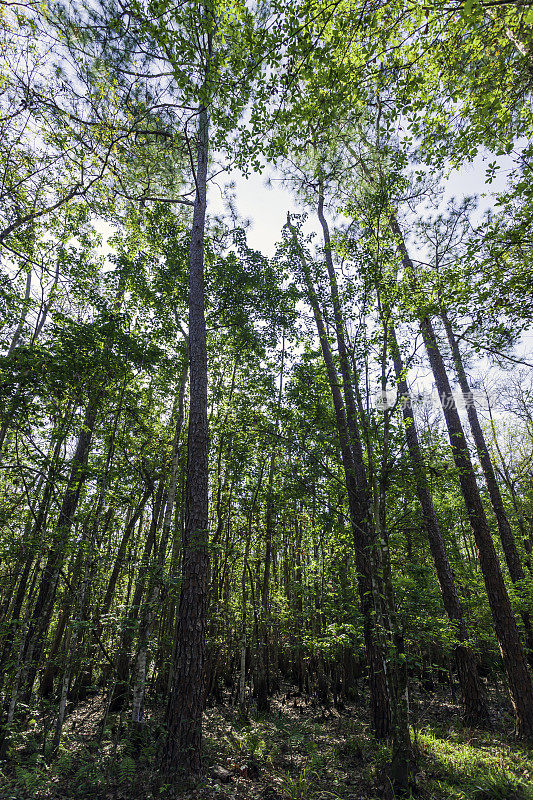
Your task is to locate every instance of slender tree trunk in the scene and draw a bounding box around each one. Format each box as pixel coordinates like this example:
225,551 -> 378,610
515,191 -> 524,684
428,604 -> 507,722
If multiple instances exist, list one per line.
317,193 -> 397,741
32,253 -> 60,344
0,395 -> 75,553
389,323 -> 490,724
440,309 -> 526,584
164,94 -> 210,773
256,336 -> 284,713
239,464 -> 264,717
97,486 -> 152,624
239,541 -> 250,715
288,213 -> 391,738
74,384 -> 127,692
131,359 -> 188,726
0,555 -> 40,752
486,396 -> 533,574
109,480 -> 165,713
8,269 -> 31,355
0,479 -> 42,627
389,213 -> 533,737
18,389 -> 101,705
440,309 -> 533,662
52,530 -> 94,753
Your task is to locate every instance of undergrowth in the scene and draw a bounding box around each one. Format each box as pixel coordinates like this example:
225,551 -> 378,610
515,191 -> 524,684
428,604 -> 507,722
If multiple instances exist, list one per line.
0,697 -> 531,800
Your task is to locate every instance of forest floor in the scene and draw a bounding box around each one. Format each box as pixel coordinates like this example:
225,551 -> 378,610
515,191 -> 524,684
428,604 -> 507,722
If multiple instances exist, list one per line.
1,685 -> 532,800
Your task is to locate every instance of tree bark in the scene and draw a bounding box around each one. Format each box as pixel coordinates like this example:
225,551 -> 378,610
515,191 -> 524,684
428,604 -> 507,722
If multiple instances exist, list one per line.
288,214 -> 391,738
8,269 -> 32,355
256,335 -> 285,713
389,212 -> 533,737
389,323 -> 490,724
19,389 -> 102,704
97,486 -> 152,624
164,96 -> 210,773
131,359 -> 188,726
440,308 -> 533,663
317,192 -> 398,741
109,479 -> 165,713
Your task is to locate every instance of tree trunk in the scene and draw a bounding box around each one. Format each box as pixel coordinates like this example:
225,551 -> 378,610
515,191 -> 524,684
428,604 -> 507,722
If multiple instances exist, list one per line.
52,527 -> 95,753
98,486 -> 152,624
8,269 -> 31,354
131,359 -> 188,726
440,308 -> 533,662
256,338 -> 284,713
389,322 -> 490,724
19,389 -> 101,705
288,213 -> 391,738
317,193 -> 397,740
255,455 -> 274,712
389,211 -> 533,737
109,479 -> 165,713
164,97 -> 210,774
0,399 -> 75,678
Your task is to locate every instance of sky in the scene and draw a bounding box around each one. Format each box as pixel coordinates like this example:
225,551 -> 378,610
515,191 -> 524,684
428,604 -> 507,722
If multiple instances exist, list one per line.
208,150 -> 513,258
206,150 -> 531,419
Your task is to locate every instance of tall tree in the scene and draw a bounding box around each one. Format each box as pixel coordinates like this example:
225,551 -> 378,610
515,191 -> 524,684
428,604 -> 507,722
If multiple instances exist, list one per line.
389,213 -> 533,738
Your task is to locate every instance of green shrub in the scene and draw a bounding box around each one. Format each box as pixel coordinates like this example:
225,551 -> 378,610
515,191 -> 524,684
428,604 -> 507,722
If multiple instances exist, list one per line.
279,766 -> 319,800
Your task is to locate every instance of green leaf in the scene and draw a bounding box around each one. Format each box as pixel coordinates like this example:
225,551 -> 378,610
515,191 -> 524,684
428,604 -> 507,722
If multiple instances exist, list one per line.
462,0 -> 476,19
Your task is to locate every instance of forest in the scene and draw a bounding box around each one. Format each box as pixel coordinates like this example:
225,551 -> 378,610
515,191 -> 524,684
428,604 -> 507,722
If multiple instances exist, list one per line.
0,0 -> 533,798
